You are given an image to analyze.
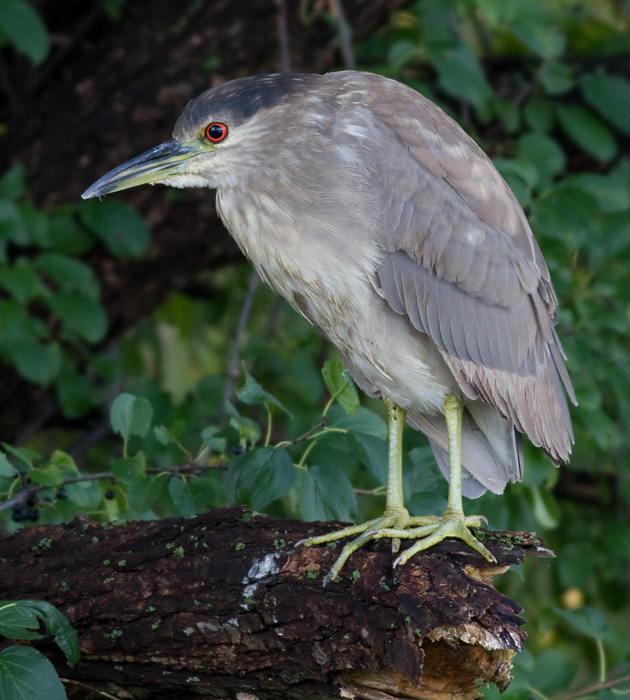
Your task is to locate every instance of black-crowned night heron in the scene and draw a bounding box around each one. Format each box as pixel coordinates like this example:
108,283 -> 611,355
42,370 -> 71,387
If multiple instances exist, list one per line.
83,71 -> 575,582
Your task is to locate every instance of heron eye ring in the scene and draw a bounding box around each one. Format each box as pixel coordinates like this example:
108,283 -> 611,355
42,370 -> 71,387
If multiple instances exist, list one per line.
205,122 -> 228,143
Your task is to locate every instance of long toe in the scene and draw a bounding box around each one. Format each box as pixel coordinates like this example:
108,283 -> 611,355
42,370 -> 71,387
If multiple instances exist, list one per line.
392,516 -> 496,567
300,510 -> 411,582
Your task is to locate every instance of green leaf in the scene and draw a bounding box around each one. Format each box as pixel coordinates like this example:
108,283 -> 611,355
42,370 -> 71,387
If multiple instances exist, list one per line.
128,472 -> 170,514
65,480 -> 101,509
556,105 -> 617,162
0,300 -> 35,347
578,408 -> 620,452
17,600 -> 79,666
0,603 -> 43,641
201,424 -> 240,455
493,157 -> 537,205
551,606 -> 607,640
8,339 -> 62,385
18,202 -> 48,248
225,400 -> 261,445
46,292 -> 107,343
0,444 -> 39,469
322,358 -> 359,415
110,393 -> 153,440
0,260 -> 45,303
56,365 -> 102,418
34,253 -> 100,297
49,451 -> 78,472
0,164 -> 26,200
493,157 -> 540,189
563,172 -> 630,212
387,39 -> 421,72
154,292 -> 199,336
476,0 -> 511,25
168,476 -> 195,517
533,185 -> 598,249
79,199 -> 151,257
0,0 -> 50,65
154,425 -> 175,446
538,61 -> 574,95
0,200 -> 24,252
299,465 -> 359,522
580,72 -> 630,136
289,350 -> 323,404
326,406 -> 387,439
428,44 -> 493,111
507,2 -> 565,59
235,371 -> 290,414
517,133 -> 566,181
523,99 -> 554,133
0,646 -> 67,700
0,453 -> 15,477
225,446 -> 294,511
47,209 -> 94,255
29,465 -> 63,487
112,451 -> 147,485
0,600 -> 79,667
346,432 -> 388,486
525,485 -> 559,529
188,471 -> 225,511
530,648 -> 578,695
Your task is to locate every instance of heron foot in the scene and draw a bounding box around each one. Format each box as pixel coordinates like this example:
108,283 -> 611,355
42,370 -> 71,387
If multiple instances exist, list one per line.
298,512 -> 495,584
372,514 -> 496,567
298,509 -> 425,585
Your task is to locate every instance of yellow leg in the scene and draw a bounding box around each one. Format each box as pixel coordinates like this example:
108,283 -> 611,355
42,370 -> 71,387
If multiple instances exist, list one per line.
374,395 -> 495,566
299,399 -> 419,584
299,394 -> 495,584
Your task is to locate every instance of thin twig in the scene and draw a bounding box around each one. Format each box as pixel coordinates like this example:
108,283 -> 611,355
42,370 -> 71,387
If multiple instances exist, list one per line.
0,54 -> 20,123
222,271 -> 260,410
68,420 -> 112,460
289,417 -> 328,445
14,399 -> 58,447
559,674 -> 630,700
275,0 -> 291,73
329,0 -> 355,69
1,418 -> 344,515
60,678 -> 121,700
24,6 -> 102,107
0,463 -> 227,514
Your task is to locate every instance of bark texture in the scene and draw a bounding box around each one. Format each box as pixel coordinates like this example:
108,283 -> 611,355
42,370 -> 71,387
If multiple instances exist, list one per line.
0,506 -> 553,700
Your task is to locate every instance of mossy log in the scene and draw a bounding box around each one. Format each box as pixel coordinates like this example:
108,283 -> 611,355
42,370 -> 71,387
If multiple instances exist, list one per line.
0,506 -> 552,700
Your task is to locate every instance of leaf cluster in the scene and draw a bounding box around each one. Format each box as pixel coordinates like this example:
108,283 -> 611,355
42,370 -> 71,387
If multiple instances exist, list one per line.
0,165 -> 151,416
0,599 -> 79,700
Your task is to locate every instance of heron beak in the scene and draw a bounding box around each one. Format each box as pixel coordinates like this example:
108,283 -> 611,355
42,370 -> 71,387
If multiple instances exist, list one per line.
81,139 -> 204,199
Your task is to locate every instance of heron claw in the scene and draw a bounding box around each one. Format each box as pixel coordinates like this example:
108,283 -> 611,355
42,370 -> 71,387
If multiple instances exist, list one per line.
322,571 -> 335,587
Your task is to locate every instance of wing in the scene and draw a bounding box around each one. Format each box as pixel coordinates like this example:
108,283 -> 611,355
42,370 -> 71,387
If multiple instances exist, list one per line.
362,78 -> 575,463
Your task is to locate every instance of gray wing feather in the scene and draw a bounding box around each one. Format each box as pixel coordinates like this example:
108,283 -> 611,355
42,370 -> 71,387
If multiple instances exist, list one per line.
376,251 -> 542,376
361,78 -> 575,464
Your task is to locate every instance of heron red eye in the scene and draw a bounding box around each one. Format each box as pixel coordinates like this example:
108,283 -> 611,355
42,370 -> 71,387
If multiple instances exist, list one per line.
205,122 -> 228,143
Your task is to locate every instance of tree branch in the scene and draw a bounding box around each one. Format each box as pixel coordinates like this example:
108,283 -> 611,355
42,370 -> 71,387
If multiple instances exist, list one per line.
0,506 -> 553,700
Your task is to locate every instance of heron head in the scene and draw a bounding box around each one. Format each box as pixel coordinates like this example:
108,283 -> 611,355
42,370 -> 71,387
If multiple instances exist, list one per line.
82,74 -> 322,199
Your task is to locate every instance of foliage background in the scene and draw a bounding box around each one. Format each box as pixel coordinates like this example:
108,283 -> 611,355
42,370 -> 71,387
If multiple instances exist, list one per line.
1,0 -> 629,698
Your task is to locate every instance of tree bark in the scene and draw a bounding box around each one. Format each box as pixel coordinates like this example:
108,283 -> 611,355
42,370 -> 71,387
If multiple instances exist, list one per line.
0,506 -> 553,700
